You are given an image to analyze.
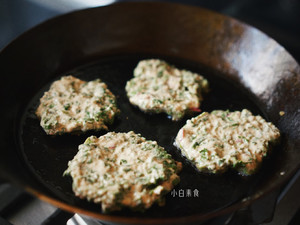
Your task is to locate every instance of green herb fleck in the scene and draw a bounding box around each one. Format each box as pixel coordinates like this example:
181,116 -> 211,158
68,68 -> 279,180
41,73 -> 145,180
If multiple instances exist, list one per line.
200,148 -> 208,159
218,159 -> 225,165
120,159 -> 127,164
64,103 -> 70,110
153,99 -> 163,104
172,177 -> 180,186
157,70 -> 164,77
123,168 -> 132,172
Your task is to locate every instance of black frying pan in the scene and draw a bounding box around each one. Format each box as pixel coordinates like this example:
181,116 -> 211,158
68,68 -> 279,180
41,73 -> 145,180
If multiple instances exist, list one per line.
0,2 -> 299,225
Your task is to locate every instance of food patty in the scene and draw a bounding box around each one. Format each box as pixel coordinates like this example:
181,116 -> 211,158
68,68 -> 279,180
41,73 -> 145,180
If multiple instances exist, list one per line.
125,59 -> 209,121
174,109 -> 280,175
36,75 -> 119,135
64,131 -> 182,212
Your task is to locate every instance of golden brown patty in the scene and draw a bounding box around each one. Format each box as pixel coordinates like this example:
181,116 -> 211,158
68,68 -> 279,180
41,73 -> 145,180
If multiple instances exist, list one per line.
125,59 -> 209,120
36,75 -> 120,135
64,131 -> 182,212
174,109 -> 280,175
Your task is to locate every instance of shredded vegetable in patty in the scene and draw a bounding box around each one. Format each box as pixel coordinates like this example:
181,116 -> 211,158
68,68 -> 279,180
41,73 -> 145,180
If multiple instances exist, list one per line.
64,131 -> 182,212
126,59 -> 209,120
36,75 -> 119,135
174,109 -> 280,175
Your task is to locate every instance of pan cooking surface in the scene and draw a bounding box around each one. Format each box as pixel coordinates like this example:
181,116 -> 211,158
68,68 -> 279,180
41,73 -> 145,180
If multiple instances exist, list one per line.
18,55 -> 279,218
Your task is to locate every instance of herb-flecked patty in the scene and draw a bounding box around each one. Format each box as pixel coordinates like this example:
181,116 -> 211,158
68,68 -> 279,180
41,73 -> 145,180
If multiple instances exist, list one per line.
64,131 -> 182,213
125,59 -> 209,121
174,109 -> 280,175
36,75 -> 120,135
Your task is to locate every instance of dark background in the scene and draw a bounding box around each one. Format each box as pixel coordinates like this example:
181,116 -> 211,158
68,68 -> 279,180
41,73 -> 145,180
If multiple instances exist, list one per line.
1,0 -> 300,63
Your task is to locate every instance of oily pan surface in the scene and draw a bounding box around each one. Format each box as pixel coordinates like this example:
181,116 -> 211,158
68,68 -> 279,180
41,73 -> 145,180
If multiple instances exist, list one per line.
19,55 -> 284,218
0,2 -> 297,223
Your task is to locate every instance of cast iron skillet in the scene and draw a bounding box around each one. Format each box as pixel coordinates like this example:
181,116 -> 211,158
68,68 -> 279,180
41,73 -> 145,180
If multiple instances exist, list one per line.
0,2 -> 299,225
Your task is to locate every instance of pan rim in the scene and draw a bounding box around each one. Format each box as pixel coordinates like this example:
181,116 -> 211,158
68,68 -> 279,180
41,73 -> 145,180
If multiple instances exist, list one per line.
23,166 -> 299,224
2,1 -> 300,224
